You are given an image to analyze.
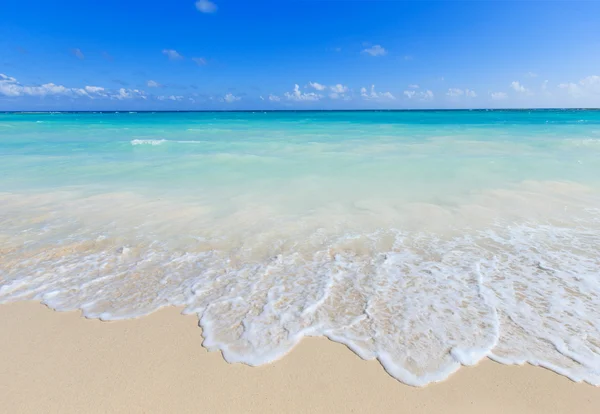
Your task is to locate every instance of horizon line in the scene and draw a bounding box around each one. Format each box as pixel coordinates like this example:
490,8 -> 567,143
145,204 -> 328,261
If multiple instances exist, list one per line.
2,108 -> 600,114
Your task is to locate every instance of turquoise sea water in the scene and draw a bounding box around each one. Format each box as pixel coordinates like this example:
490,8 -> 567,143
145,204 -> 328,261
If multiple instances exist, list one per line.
1,110 -> 600,385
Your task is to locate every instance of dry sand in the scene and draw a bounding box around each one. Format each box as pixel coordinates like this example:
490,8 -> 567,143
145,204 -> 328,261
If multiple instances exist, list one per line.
1,301 -> 598,413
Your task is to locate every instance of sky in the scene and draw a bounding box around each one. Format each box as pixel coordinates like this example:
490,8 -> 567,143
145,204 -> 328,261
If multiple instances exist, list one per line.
1,0 -> 600,110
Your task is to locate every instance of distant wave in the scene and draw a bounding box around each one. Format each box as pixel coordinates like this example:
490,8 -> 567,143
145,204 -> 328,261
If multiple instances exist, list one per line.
130,139 -> 205,146
130,139 -> 167,146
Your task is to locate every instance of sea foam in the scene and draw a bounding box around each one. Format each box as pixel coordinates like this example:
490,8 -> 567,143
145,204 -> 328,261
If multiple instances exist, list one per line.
1,183 -> 599,386
130,139 -> 205,146
131,139 -> 167,145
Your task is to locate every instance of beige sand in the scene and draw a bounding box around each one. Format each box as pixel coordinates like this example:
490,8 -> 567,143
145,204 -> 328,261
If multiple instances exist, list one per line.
1,302 -> 598,413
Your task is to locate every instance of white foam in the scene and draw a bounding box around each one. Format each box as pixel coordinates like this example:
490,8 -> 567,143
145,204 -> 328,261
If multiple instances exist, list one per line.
130,139 -> 205,146
1,183 -> 600,386
131,139 -> 167,146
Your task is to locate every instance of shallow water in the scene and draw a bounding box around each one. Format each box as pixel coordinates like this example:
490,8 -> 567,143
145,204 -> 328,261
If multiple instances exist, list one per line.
1,110 -> 600,386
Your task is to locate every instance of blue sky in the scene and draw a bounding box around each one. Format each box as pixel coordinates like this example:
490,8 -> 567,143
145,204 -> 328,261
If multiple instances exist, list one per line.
1,0 -> 599,110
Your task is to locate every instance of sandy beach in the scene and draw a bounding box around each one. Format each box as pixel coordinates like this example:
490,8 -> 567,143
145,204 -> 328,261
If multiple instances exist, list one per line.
3,0 -> 600,412
1,302 -> 598,413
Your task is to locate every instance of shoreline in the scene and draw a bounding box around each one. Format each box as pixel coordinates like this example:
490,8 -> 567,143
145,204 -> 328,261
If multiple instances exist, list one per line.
1,301 -> 598,413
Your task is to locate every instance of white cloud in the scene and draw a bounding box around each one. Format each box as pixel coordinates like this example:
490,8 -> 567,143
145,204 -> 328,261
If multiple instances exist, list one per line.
527,72 -> 538,78
71,48 -> 85,60
113,89 -> 130,100
580,75 -> 600,89
541,80 -> 549,91
446,88 -> 464,97
510,81 -> 528,93
0,74 -> 109,99
75,89 -> 93,97
84,86 -> 104,93
362,45 -> 387,57
447,88 -> 476,98
84,86 -> 107,97
465,89 -> 477,98
330,93 -> 351,101
284,84 -> 321,101
112,88 -> 147,100
308,81 -> 327,91
0,73 -> 19,96
328,84 -> 350,100
268,94 -> 281,102
195,0 -> 217,13
0,73 -> 148,101
192,57 -> 207,66
491,92 -> 508,100
222,93 -> 241,103
408,84 -> 419,89
558,82 -> 581,97
330,84 -> 349,94
162,49 -> 183,60
403,55 -> 413,61
157,95 -> 184,101
147,80 -> 160,88
0,73 -> 16,82
557,76 -> 600,98
303,83 -> 350,100
404,89 -> 434,101
422,90 -> 434,100
360,85 -> 395,101
42,83 -> 70,95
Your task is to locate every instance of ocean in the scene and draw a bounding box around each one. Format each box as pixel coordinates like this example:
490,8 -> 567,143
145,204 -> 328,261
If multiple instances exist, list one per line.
1,110 -> 599,386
